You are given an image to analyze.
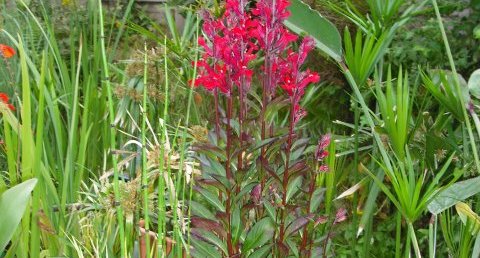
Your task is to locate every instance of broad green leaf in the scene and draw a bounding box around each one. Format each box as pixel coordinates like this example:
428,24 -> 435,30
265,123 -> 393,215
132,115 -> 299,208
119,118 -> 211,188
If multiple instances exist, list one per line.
310,187 -> 326,213
428,176 -> 480,215
286,175 -> 302,202
194,186 -> 225,212
191,229 -> 227,254
190,201 -> 215,220
231,205 -> 242,244
468,69 -> 480,99
285,238 -> 299,257
242,217 -> 274,253
285,0 -> 342,61
263,201 -> 276,220
284,214 -> 314,238
191,238 -> 222,258
247,244 -> 272,258
233,182 -> 256,203
0,178 -> 38,252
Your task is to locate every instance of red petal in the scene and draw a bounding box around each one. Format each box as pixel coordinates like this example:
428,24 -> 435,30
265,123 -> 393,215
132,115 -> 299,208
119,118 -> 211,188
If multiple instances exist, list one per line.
0,44 -> 15,58
0,93 -> 8,103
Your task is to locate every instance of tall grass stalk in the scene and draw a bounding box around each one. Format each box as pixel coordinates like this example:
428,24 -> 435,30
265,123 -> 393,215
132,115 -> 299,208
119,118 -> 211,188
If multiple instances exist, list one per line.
141,42 -> 151,258
109,0 -> 136,60
30,51 -> 47,258
155,36 -> 169,256
97,0 -> 126,255
431,0 -> 480,174
184,15 -> 200,258
342,67 -> 388,242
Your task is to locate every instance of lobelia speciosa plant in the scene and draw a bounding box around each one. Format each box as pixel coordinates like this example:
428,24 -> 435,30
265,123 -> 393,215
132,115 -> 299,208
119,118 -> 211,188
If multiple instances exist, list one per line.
190,0 -> 344,257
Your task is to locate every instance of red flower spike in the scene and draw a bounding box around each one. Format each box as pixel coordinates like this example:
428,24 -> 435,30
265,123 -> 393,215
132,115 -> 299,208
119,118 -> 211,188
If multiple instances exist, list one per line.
315,134 -> 331,161
193,0 -> 320,128
319,134 -> 331,150
194,0 -> 256,95
0,44 -> 15,58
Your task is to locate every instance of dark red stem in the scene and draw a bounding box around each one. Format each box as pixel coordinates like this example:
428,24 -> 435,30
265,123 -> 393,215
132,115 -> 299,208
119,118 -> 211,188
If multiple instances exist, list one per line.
225,95 -> 235,256
300,165 -> 318,256
278,101 -> 295,243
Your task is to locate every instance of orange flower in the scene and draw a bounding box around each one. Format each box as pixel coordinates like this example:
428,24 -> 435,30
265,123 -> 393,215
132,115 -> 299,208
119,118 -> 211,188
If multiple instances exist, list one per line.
0,44 -> 15,58
0,93 -> 15,111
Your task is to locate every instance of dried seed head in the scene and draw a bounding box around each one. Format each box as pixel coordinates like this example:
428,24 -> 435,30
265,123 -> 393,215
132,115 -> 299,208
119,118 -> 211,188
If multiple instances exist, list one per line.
190,125 -> 209,142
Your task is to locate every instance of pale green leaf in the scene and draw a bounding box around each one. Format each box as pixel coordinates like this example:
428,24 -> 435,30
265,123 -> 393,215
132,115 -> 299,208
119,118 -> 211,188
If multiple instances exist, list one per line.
0,178 -> 38,252
284,0 -> 342,61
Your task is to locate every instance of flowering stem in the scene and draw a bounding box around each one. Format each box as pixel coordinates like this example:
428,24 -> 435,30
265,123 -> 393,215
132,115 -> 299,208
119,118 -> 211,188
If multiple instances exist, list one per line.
301,165 -> 318,255
214,88 -> 220,141
322,222 -> 335,258
225,94 -> 235,256
212,41 -> 221,142
238,81 -> 244,175
279,100 -> 295,243
260,53 -> 271,190
260,85 -> 267,189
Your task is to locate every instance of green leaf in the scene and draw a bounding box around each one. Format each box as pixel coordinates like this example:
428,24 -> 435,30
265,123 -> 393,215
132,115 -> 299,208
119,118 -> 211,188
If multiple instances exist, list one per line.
242,217 -> 274,253
428,176 -> 480,215
284,214 -> 315,238
286,175 -> 302,202
468,69 -> 480,99
191,238 -> 222,258
285,238 -> 299,257
190,201 -> 215,220
422,70 -> 469,121
191,228 -> 227,254
310,187 -> 325,213
284,0 -> 342,61
194,186 -> 225,212
263,201 -> 276,221
473,235 -> 480,258
247,244 -> 272,258
233,182 -> 256,203
0,178 -> 38,252
231,205 -> 242,244
474,25 -> 480,39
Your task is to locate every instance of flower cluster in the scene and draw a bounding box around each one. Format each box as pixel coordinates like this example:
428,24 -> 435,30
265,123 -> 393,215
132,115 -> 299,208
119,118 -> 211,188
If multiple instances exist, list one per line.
251,0 -> 295,51
194,0 -> 319,123
0,44 -> 15,59
195,0 -> 257,95
277,37 -> 320,125
251,0 -> 298,95
0,93 -> 15,111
